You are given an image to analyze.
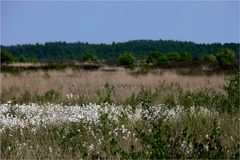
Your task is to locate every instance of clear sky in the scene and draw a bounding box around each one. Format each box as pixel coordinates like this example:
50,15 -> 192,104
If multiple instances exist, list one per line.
1,1 -> 239,45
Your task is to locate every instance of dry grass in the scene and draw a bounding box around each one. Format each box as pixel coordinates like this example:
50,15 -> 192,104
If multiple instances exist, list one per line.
0,67 -> 226,102
1,67 -> 239,159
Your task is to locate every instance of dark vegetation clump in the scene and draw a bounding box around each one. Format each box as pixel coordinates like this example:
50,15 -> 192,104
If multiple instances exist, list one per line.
1,39 -> 238,63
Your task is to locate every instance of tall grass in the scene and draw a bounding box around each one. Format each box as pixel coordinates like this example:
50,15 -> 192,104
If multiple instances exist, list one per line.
0,70 -> 239,159
1,68 -> 226,103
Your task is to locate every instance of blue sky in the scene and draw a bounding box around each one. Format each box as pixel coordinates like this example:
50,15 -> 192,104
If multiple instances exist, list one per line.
1,1 -> 239,45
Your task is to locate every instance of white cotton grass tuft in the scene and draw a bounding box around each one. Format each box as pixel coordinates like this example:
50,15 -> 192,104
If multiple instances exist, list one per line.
0,102 -> 217,133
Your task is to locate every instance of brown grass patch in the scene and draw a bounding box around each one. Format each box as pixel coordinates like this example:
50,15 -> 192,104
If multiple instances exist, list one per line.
0,67 -> 226,102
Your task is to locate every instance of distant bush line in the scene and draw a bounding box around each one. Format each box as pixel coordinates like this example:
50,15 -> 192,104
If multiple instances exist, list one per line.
1,47 -> 238,69
1,39 -> 239,63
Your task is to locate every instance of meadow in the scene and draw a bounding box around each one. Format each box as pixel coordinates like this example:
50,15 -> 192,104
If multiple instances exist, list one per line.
0,64 -> 239,159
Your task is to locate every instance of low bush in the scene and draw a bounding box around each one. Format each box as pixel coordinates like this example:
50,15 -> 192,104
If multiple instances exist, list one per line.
118,52 -> 136,67
203,54 -> 217,63
217,48 -> 235,67
82,53 -> 97,62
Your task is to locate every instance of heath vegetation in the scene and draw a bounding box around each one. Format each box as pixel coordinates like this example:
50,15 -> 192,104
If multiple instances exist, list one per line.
0,65 -> 239,159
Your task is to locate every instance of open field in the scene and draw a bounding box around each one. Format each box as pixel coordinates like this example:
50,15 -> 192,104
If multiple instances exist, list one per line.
0,65 -> 239,159
1,0 -> 239,159
1,65 -> 226,103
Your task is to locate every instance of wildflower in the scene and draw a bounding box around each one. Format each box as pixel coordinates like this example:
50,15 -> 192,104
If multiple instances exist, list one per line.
88,144 -> 94,151
204,145 -> 209,151
0,102 -> 217,132
7,100 -> 12,104
49,146 -> 52,153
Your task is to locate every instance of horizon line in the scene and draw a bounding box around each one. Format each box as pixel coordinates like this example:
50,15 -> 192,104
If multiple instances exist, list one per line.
1,38 -> 239,47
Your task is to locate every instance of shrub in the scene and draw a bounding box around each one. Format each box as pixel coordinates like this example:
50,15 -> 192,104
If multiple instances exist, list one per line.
118,52 -> 136,67
139,124 -> 170,159
157,53 -> 169,65
222,70 -> 240,112
18,55 -> 27,62
167,52 -> 180,61
82,53 -> 97,62
203,54 -> 217,63
146,51 -> 169,64
1,50 -> 15,63
140,55 -> 148,63
146,51 -> 161,63
179,89 -> 214,109
180,52 -> 192,61
217,48 -> 235,67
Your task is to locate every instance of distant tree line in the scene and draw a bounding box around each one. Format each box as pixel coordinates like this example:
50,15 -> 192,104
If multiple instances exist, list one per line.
1,40 -> 239,65
1,50 -> 38,63
116,48 -> 236,68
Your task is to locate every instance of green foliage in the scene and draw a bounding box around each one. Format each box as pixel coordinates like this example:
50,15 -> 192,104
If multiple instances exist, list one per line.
146,51 -> 160,63
18,55 -> 27,62
1,40 -> 239,62
203,122 -> 225,158
125,87 -> 157,109
82,53 -> 97,62
222,70 -> 240,112
180,52 -> 192,61
217,48 -> 235,67
174,71 -> 239,113
203,54 -> 217,63
164,94 -> 177,108
140,55 -> 148,63
179,89 -> 213,109
1,50 -> 15,63
25,54 -> 38,63
118,52 -> 136,67
43,89 -> 60,102
146,51 -> 169,64
139,124 -> 171,159
178,121 -> 226,159
146,51 -> 193,64
157,53 -> 169,65
51,123 -> 87,157
137,114 -> 238,159
167,52 -> 180,61
1,49 -> 39,63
